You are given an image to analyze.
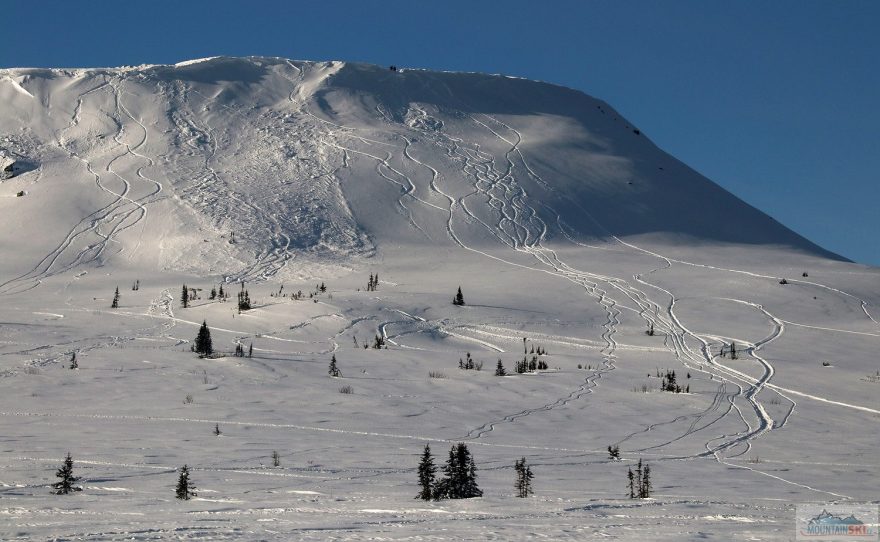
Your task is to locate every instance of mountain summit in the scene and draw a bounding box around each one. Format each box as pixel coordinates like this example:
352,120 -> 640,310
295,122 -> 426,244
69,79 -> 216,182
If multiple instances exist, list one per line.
0,56 -> 839,283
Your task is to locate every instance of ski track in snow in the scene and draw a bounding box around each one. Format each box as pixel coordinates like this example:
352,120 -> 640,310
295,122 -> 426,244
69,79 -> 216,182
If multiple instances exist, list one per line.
356,106 -> 873,498
0,64 -> 873,519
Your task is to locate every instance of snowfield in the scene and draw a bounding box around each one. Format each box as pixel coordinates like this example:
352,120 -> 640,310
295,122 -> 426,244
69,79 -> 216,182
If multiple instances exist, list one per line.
0,56 -> 876,540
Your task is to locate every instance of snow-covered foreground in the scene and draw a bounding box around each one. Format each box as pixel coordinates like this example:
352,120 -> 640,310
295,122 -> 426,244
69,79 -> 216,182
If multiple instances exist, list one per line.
0,57 -> 877,540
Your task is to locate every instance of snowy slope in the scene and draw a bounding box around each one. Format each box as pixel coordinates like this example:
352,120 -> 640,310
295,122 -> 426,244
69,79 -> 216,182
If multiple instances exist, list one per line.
0,57 -> 876,540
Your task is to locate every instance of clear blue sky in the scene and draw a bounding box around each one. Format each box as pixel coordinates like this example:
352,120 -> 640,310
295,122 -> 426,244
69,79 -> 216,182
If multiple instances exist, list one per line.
3,1 -> 877,265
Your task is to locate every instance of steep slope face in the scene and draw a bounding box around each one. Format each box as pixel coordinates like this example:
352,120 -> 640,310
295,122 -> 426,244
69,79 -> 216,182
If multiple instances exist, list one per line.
0,56 -> 839,288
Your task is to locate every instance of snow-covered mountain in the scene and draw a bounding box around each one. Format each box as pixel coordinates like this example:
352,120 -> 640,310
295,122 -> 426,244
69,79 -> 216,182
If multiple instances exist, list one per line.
0,57 -> 876,540
0,56 -> 842,285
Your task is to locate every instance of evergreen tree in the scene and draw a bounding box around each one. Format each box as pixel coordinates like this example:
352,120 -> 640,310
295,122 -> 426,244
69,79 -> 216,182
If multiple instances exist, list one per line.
730,342 -> 737,360
453,286 -> 465,306
635,459 -> 643,498
209,287 -> 217,300
627,467 -> 635,499
69,352 -> 78,370
194,321 -> 213,356
213,423 -> 221,436
175,465 -> 196,500
272,450 -> 281,467
495,359 -> 507,376
319,282 -> 327,293
218,283 -> 225,299
329,354 -> 341,377
237,283 -> 252,312
435,443 -> 481,499
640,463 -> 652,498
416,444 -> 436,501
111,286 -> 120,308
608,445 -> 620,460
181,284 -> 189,308
248,343 -> 253,358
514,457 -> 534,498
53,452 -> 81,495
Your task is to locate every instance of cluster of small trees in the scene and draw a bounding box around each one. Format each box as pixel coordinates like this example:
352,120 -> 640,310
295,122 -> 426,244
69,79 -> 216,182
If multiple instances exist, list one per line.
659,369 -> 688,393
627,459 -> 652,498
513,457 -> 534,498
720,342 -> 738,360
233,342 -> 253,357
416,443 -> 482,500
458,352 -> 482,371
514,356 -> 548,373
366,273 -> 379,291
209,283 -> 228,301
417,445 -> 534,500
237,283 -> 252,312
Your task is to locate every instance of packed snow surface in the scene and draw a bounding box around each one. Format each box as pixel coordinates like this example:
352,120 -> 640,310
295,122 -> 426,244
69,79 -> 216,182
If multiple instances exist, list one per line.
0,56 -> 876,540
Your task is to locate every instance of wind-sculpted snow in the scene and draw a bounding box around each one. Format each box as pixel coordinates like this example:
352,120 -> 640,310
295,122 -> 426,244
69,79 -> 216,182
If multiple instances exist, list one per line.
0,57 -> 877,540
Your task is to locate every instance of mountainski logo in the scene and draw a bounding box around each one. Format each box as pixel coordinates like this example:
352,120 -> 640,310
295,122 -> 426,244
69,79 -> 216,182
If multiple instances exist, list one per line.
797,505 -> 878,540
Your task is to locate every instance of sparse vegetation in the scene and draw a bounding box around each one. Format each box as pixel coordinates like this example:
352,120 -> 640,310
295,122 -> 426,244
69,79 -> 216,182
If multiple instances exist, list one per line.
53,453 -> 81,495
514,457 -> 533,497
175,465 -> 196,500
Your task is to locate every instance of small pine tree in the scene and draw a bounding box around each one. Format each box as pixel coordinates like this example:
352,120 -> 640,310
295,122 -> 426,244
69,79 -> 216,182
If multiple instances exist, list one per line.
194,321 -> 213,356
175,465 -> 196,500
453,287 -> 465,306
111,286 -> 120,308
730,342 -> 737,360
627,467 -> 635,499
319,282 -> 326,293
69,352 -> 78,370
53,452 -> 82,495
608,445 -> 620,460
635,459 -> 643,498
272,450 -> 281,467
495,359 -> 507,376
329,354 -> 341,377
640,463 -> 652,498
514,457 -> 533,498
248,343 -> 253,358
213,423 -> 221,436
209,287 -> 217,300
416,444 -> 436,501
218,283 -> 225,299
181,284 -> 189,308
